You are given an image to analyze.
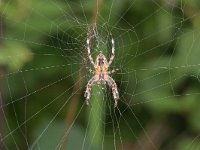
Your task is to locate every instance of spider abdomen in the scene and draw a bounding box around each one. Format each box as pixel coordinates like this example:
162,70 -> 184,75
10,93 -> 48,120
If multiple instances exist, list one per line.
99,72 -> 104,79
98,72 -> 106,84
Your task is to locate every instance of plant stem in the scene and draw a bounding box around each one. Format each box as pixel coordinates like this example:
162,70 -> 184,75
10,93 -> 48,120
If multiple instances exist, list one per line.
87,85 -> 105,150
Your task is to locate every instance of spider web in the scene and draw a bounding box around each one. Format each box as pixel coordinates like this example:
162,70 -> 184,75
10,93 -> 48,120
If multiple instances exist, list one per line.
0,0 -> 200,149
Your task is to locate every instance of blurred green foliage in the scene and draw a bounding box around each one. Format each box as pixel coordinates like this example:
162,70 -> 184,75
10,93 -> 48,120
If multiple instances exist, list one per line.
1,0 -> 200,150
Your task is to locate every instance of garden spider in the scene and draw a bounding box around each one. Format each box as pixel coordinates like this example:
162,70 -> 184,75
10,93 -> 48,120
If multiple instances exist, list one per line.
84,29 -> 119,107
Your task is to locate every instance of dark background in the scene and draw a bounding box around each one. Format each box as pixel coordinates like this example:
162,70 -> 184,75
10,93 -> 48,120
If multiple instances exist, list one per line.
0,0 -> 200,149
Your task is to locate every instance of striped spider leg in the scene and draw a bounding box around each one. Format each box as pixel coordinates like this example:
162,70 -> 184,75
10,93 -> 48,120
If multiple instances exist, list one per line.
108,33 -> 115,65
84,30 -> 119,107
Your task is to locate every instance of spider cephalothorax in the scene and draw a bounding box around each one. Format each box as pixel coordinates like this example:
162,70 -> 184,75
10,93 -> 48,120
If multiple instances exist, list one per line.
84,29 -> 119,107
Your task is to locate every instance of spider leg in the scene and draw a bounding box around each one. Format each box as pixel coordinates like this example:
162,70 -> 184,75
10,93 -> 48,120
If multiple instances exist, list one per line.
105,75 -> 119,107
86,31 -> 95,67
108,33 -> 115,66
84,75 -> 98,105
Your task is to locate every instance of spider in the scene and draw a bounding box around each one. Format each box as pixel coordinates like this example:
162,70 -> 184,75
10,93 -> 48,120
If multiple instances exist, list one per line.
84,30 -> 119,107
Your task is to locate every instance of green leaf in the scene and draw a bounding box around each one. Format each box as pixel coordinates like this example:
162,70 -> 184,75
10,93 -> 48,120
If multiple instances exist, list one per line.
0,41 -> 33,71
